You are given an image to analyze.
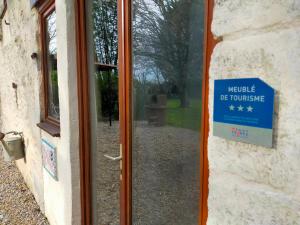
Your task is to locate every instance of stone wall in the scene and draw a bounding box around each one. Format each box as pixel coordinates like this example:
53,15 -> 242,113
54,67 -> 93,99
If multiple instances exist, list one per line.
208,0 -> 300,224
0,0 -> 44,209
0,1 -> 80,225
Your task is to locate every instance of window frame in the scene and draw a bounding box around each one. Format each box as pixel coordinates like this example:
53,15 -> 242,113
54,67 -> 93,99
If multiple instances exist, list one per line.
37,0 -> 60,137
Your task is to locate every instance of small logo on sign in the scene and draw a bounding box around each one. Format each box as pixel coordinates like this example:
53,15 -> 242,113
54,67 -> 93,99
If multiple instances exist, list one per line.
231,127 -> 248,138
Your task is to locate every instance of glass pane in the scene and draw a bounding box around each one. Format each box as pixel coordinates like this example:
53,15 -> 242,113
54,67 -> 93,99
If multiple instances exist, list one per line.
94,68 -> 120,225
46,10 -> 60,120
132,0 -> 205,224
87,0 -> 119,224
93,0 -> 118,65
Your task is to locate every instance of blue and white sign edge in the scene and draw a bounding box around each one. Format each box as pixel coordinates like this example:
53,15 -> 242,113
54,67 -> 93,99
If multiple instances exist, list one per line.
41,139 -> 58,181
213,78 -> 275,148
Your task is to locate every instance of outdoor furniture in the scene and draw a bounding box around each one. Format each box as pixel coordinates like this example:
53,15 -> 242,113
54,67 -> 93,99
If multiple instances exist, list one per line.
145,94 -> 167,126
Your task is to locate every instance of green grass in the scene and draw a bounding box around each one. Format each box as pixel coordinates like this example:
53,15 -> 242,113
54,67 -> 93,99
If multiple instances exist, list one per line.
166,99 -> 202,131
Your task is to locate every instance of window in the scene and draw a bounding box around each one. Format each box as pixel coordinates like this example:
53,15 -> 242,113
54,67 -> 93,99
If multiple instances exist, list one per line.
37,0 -> 60,137
45,10 -> 59,121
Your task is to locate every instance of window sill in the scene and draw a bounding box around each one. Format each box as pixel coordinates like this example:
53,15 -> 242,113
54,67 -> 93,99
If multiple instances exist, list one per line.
37,121 -> 60,137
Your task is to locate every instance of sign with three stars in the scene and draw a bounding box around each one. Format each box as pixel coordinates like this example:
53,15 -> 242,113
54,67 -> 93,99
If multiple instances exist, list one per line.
213,78 -> 275,147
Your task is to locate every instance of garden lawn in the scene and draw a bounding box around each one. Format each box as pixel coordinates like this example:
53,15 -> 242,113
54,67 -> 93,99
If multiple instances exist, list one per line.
166,99 -> 202,131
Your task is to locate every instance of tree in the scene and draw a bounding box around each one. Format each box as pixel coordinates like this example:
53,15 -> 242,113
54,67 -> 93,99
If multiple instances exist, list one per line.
93,0 -> 118,65
133,0 -> 204,107
93,0 -> 119,123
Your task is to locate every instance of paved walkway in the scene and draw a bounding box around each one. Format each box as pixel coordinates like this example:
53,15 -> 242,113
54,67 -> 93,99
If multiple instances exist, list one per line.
0,154 -> 49,225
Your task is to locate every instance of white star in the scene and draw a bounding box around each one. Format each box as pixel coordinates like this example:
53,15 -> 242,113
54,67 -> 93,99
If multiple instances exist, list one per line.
247,106 -> 253,112
229,105 -> 235,111
237,105 -> 244,111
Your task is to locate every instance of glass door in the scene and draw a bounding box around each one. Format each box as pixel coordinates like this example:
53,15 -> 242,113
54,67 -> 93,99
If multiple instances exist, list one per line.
131,0 -> 206,224
86,0 -> 121,224
80,0 -> 209,224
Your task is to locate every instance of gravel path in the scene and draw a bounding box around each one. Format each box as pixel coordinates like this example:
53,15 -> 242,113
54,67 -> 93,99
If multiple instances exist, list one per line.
0,154 -> 49,225
94,122 -> 120,225
94,121 -> 200,225
132,122 -> 200,225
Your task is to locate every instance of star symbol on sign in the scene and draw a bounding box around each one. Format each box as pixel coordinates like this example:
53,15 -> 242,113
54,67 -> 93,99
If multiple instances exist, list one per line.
237,105 -> 244,111
247,106 -> 253,112
229,105 -> 235,111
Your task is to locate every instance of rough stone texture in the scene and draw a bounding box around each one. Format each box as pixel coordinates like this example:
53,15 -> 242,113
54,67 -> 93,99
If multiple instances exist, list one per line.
0,1 -> 80,225
0,0 -> 45,211
208,1 -> 300,224
212,0 -> 300,37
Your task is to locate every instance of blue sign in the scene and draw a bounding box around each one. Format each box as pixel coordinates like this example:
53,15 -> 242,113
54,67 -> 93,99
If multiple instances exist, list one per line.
42,139 -> 58,181
213,78 -> 275,147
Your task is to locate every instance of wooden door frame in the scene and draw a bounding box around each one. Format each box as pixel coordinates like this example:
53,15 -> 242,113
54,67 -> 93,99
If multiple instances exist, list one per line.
200,0 -> 217,224
75,1 -> 92,225
75,0 -> 216,224
117,0 -> 131,224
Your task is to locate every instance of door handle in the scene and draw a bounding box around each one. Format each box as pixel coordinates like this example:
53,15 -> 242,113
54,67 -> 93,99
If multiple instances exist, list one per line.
104,144 -> 123,161
104,154 -> 122,161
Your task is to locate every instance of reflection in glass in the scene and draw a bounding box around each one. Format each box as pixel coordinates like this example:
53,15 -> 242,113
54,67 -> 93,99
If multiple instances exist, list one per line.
93,0 -> 118,65
46,10 -> 59,120
88,0 -> 119,224
93,70 -> 120,225
95,68 -> 119,126
132,0 -> 204,224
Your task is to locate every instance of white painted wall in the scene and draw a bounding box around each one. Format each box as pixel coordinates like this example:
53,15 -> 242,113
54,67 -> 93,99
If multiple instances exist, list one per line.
0,1 -> 81,225
0,0 -> 45,210
42,0 -> 81,224
208,0 -> 300,224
